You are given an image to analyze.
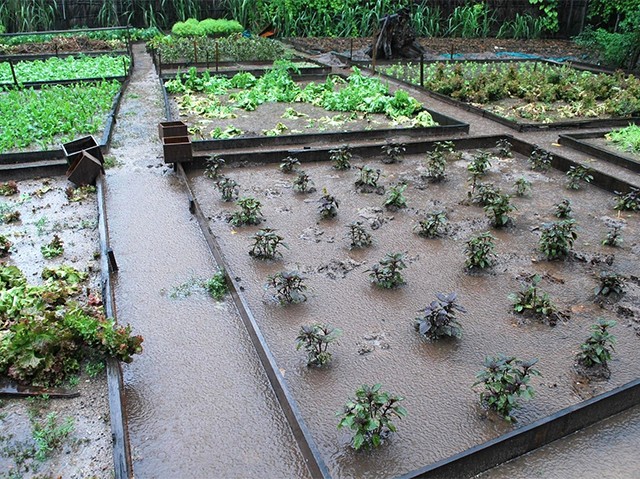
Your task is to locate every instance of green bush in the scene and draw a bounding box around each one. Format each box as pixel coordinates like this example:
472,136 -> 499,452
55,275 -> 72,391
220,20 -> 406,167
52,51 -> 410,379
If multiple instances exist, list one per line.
171,18 -> 243,37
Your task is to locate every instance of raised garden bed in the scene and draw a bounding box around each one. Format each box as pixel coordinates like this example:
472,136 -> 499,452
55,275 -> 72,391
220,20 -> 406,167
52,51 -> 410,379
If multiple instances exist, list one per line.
367,59 -> 640,132
181,135 -> 640,478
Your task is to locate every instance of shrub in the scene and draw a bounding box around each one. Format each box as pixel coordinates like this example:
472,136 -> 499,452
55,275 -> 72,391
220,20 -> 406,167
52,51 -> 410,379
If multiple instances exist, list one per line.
473,354 -> 539,422
465,232 -> 496,269
414,211 -> 447,238
337,384 -> 407,450
484,193 -> 515,227
594,271 -> 626,298
249,228 -> 287,259
367,252 -> 407,289
318,189 -> 339,219
539,219 -> 577,259
576,319 -> 616,369
566,165 -> 593,190
384,183 -> 408,210
329,145 -> 352,170
346,221 -> 372,249
229,197 -> 263,226
296,324 -> 342,367
414,292 -> 466,340
513,177 -> 531,196
267,271 -> 307,304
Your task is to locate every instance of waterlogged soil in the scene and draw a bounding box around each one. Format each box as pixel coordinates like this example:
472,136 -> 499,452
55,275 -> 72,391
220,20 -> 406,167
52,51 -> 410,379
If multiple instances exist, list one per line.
188,148 -> 640,478
0,177 -> 112,478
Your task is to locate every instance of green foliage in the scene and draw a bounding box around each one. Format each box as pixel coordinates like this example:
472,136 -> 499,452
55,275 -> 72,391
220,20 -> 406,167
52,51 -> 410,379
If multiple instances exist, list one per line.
509,274 -> 558,319
346,221 -> 372,249
171,18 -> 243,37
381,141 -> 406,164
472,182 -> 500,206
446,2 -> 496,38
414,211 -> 447,238
229,197 -> 263,226
66,185 -> 96,202
31,412 -> 74,462
0,80 -> 121,153
424,150 -> 447,181
296,324 -> 341,367
279,156 -> 300,173
496,139 -> 513,157
204,155 -> 225,179
367,252 -> 407,289
576,319 -> 616,368
205,271 -> 227,301
595,271 -> 626,297
468,150 -> 492,178
215,176 -> 238,202
513,177 -> 531,197
292,170 -> 315,193
337,384 -> 407,450
329,145 -> 352,170
0,235 -> 11,257
41,234 -> 64,259
613,187 -> 640,211
318,189 -> 339,219
0,180 -> 18,196
153,35 -> 288,62
383,183 -> 408,210
249,228 -> 287,259
528,0 -> 559,33
566,165 -> 594,190
484,193 -> 515,227
267,271 -> 307,305
497,13 -> 545,39
554,198 -> 573,218
355,165 -> 381,191
539,219 -> 577,259
474,354 -> 540,421
529,145 -> 553,171
602,224 -> 623,247
414,292 -> 466,340
465,232 -> 496,269
606,124 -> 640,154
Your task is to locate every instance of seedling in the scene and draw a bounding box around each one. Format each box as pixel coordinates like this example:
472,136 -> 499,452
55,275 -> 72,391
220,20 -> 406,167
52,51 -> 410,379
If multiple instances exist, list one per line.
229,197 -> 263,226
513,177 -> 531,197
473,354 -> 539,422
509,274 -> 558,321
414,292 -> 466,340
384,183 -> 408,210
355,165 -> 382,193
292,170 -> 315,193
424,151 -> 447,181
346,221 -> 372,249
602,224 -> 622,247
566,165 -> 593,190
576,319 -> 616,369
613,187 -> 640,211
381,141 -> 405,164
41,234 -> 64,259
31,412 -> 75,461
367,252 -> 407,289
529,145 -> 552,171
414,211 -> 447,238
296,324 -> 342,367
496,138 -> 512,157
249,228 -> 287,259
594,271 -> 626,298
539,219 -> 577,259
205,271 -> 227,300
279,156 -> 300,173
337,384 -> 407,450
553,198 -> 573,218
204,155 -> 226,179
318,189 -> 339,219
215,177 -> 238,202
467,150 -> 492,177
484,193 -> 516,227
0,181 -> 18,196
465,232 -> 496,269
267,271 -> 307,304
0,235 -> 11,257
432,140 -> 459,160
329,145 -> 352,170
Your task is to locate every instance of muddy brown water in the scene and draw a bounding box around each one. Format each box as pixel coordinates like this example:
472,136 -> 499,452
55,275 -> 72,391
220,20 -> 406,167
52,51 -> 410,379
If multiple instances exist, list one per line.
188,148 -> 639,478
105,44 -> 311,478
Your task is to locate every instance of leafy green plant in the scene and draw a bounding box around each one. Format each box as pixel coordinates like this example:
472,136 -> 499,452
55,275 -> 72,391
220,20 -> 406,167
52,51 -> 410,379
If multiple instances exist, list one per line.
267,271 -> 307,305
346,221 -> 372,249
337,384 -> 407,450
468,150 -> 492,177
0,180 -> 18,196
554,198 -> 573,218
318,189 -> 339,219
329,145 -> 352,170
576,318 -> 616,369
31,412 -> 74,462
595,271 -> 626,298
424,150 -> 447,181
539,219 -> 577,259
296,324 -> 342,367
529,145 -> 553,171
85,360 -> 105,378
513,177 -> 531,196
229,197 -> 263,226
414,292 -> 466,340
614,187 -> 640,211
280,156 -> 300,173
204,155 -> 225,179
292,170 -> 315,193
384,183 -> 408,210
41,234 -> 64,259
496,138 -> 513,157
414,211 -> 447,238
355,165 -> 382,193
367,252 -> 407,289
484,193 -> 516,227
566,165 -> 594,190
0,235 -> 11,257
473,354 -> 540,422
602,224 -> 623,247
1,208 -> 20,224
215,176 -> 238,202
205,270 -> 227,301
471,182 -> 500,206
66,185 -> 96,202
465,232 -> 496,269
509,274 -> 558,321
381,141 -> 405,164
249,228 -> 287,259
606,124 -> 640,154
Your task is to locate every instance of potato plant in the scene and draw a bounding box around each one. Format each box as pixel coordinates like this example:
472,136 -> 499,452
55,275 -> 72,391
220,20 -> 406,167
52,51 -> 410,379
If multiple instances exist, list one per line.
215,177 -> 238,202
594,271 -> 626,298
384,183 -> 408,210
614,187 -> 640,211
513,177 -> 531,196
554,198 -> 573,218
602,224 -> 622,247
318,189 -> 339,219
292,171 -> 316,193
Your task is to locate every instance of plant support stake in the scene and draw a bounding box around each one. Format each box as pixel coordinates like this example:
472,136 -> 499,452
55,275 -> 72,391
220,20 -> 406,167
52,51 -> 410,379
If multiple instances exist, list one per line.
420,53 -> 424,87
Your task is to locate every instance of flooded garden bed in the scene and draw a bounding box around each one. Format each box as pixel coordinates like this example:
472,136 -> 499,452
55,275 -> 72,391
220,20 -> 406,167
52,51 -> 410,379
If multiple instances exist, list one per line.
184,136 -> 640,478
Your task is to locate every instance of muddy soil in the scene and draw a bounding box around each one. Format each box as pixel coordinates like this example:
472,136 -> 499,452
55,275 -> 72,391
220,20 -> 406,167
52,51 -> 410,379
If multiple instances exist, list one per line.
188,147 -> 640,478
0,177 -> 112,478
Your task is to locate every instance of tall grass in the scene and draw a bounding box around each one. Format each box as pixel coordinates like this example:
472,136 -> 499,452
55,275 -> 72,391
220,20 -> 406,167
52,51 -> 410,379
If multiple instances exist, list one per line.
0,0 -> 57,32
